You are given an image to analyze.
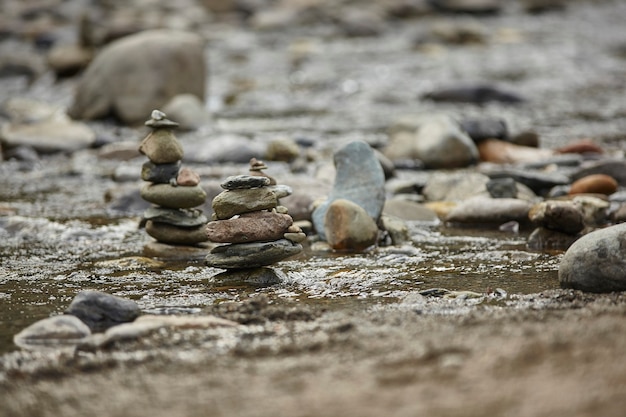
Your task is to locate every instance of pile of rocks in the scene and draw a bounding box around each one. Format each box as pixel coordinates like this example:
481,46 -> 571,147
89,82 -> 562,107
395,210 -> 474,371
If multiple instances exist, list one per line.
204,159 -> 305,269
138,110 -> 208,248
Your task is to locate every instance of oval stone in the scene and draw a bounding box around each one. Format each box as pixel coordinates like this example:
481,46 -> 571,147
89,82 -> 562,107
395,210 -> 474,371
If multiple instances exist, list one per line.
212,188 -> 278,219
141,183 -> 206,209
205,211 -> 293,243
14,315 -> 91,349
528,201 -> 585,234
324,199 -> 379,252
146,221 -> 209,245
569,174 -> 618,196
138,129 -> 184,164
559,223 -> 626,292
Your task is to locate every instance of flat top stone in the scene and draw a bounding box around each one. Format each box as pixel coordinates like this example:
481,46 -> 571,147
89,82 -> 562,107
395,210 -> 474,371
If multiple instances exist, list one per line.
221,175 -> 271,190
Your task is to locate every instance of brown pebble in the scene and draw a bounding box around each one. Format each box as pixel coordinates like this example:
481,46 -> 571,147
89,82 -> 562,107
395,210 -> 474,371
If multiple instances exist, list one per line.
569,174 -> 618,196
556,139 -> 603,155
177,167 -> 200,186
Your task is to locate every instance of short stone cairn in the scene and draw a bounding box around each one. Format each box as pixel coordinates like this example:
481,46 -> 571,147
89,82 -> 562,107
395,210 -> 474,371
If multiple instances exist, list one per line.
138,110 -> 209,248
204,159 -> 305,269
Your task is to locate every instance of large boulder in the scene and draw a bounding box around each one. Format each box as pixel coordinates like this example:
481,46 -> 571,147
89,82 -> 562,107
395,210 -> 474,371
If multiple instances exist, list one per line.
68,30 -> 206,125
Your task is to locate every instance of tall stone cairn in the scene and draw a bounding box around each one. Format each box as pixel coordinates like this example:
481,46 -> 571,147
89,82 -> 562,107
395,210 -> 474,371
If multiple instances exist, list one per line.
204,159 -> 305,269
139,110 -> 208,246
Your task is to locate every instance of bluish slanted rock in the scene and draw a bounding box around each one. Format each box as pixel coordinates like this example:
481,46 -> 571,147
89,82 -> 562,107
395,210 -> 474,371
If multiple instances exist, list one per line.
559,223 -> 626,293
312,141 -> 385,240
65,291 -> 141,332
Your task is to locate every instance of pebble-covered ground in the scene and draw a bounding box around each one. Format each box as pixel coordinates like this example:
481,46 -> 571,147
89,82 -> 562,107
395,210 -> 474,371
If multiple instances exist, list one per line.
1,0 -> 626,416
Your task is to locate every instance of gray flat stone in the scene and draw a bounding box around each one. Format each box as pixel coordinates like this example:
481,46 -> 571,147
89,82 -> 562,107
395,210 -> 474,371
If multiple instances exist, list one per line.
66,291 -> 141,332
221,175 -> 271,190
205,239 -> 302,269
143,206 -> 208,227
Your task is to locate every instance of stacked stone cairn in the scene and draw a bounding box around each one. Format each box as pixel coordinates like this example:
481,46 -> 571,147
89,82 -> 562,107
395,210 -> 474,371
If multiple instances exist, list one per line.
139,110 -> 209,248
204,159 -> 305,269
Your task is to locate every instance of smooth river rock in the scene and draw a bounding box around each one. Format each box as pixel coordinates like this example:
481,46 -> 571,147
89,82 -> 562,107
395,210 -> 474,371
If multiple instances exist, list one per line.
14,315 -> 91,350
528,200 -> 585,234
312,141 -> 385,240
568,174 -> 618,196
559,223 -> 626,292
140,183 -> 207,209
65,290 -> 141,332
324,199 -> 379,251
68,30 -> 206,125
446,196 -> 533,225
206,211 -> 293,243
205,239 -> 303,269
385,113 -> 478,169
0,117 -> 96,154
138,129 -> 184,164
146,221 -> 209,245
212,187 -> 279,219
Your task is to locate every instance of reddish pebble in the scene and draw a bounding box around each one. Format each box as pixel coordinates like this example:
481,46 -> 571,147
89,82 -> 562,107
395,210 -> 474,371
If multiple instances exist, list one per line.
176,167 -> 200,186
569,174 -> 618,196
556,139 -> 603,154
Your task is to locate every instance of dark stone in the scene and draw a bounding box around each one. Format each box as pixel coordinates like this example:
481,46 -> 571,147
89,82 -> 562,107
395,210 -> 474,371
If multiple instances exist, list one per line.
571,159 -> 626,186
486,178 -> 517,198
460,117 -> 508,142
141,160 -> 181,183
143,206 -> 208,227
205,239 -> 302,269
483,168 -> 570,195
221,175 -> 271,190
422,84 -> 524,104
65,291 -> 141,332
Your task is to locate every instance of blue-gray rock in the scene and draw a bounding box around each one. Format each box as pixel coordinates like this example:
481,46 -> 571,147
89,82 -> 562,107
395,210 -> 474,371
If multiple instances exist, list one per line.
14,315 -> 91,350
65,290 -> 141,332
559,223 -> 626,293
205,239 -> 303,269
221,175 -> 271,190
312,141 -> 385,240
141,161 -> 181,183
486,177 -> 518,199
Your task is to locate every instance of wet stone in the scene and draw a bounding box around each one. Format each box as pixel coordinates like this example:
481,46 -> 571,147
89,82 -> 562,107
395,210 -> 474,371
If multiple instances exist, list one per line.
205,211 -> 293,244
569,174 -> 618,196
14,315 -> 91,350
140,183 -> 207,209
141,161 -> 181,183
212,187 -> 279,220
65,291 -> 141,333
146,221 -> 209,245
205,239 -> 303,269
143,206 -> 208,227
527,227 -> 580,251
176,167 -> 200,186
528,201 -> 585,234
487,178 -> 518,199
559,223 -> 626,292
446,196 -> 533,225
483,168 -> 570,195
138,128 -> 184,164
221,174 -> 271,190
325,198 -> 379,252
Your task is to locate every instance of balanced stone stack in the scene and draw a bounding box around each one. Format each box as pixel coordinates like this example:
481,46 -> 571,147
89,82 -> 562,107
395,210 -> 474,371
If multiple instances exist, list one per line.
139,110 -> 208,247
205,161 -> 305,269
